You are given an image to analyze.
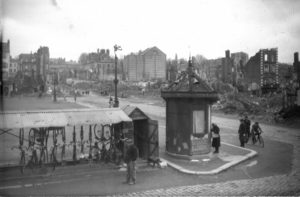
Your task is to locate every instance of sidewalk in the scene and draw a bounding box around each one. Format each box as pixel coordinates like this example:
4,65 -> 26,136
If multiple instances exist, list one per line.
159,142 -> 257,175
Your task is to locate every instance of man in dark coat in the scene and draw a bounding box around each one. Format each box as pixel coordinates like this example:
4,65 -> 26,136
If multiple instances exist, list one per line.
238,119 -> 247,147
124,140 -> 139,185
211,123 -> 220,153
244,115 -> 251,142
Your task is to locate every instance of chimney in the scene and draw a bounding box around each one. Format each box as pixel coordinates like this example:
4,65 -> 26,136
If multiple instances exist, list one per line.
294,52 -> 299,63
225,50 -> 230,58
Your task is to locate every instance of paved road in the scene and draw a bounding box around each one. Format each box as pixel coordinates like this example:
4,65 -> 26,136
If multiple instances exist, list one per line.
1,94 -> 299,196
76,94 -> 300,195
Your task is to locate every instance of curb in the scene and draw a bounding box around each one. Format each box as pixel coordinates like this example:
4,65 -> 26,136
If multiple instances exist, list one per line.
160,142 -> 257,175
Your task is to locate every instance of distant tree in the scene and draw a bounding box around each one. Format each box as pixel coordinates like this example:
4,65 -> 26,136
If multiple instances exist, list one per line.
194,54 -> 207,69
78,53 -> 88,64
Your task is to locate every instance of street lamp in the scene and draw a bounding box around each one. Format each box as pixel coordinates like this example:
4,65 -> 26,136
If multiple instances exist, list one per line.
53,71 -> 57,102
113,44 -> 122,107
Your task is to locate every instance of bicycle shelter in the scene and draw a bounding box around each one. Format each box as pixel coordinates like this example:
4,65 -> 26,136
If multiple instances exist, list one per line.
122,105 -> 159,160
0,108 -> 133,168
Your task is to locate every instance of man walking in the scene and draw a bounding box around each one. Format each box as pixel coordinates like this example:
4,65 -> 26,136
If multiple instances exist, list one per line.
124,140 -> 139,185
244,115 -> 251,142
238,119 -> 247,147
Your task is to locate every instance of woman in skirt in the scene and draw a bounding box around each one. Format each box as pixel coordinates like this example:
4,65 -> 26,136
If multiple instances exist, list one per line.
211,123 -> 220,153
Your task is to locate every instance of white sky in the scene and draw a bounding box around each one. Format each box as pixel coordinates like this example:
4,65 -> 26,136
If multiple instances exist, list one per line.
1,0 -> 300,63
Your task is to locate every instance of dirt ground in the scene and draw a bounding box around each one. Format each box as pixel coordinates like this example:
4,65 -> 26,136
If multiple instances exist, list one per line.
1,95 -> 85,111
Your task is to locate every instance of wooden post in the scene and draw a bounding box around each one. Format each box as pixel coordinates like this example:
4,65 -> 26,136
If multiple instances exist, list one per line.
73,126 -> 77,161
89,125 -> 92,159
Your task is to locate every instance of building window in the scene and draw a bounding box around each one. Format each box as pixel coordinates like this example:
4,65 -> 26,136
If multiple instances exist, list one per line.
3,62 -> 8,68
264,54 -> 268,61
270,65 -> 276,73
264,64 -> 269,72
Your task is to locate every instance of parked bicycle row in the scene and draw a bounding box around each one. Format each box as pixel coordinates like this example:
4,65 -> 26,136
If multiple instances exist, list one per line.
9,124 -> 130,174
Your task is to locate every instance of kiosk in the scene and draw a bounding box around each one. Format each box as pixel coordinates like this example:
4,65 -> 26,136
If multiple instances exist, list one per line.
161,59 -> 219,158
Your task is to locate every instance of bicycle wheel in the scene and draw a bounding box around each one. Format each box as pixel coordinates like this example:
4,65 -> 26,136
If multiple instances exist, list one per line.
251,134 -> 256,145
28,150 -> 38,172
61,144 -> 66,162
20,151 -> 25,174
259,136 -> 264,148
39,148 -> 47,167
50,147 -> 57,171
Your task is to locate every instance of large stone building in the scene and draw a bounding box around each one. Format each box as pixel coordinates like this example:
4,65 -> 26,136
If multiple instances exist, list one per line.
244,48 -> 279,93
124,46 -> 166,81
9,59 -> 19,77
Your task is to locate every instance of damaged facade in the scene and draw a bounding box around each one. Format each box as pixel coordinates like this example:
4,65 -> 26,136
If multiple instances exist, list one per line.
244,48 -> 279,93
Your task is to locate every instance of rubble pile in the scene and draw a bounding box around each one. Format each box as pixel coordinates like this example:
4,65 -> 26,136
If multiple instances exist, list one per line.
215,89 -> 283,123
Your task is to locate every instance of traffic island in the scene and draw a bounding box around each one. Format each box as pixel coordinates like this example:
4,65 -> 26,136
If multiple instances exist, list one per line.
160,142 -> 257,175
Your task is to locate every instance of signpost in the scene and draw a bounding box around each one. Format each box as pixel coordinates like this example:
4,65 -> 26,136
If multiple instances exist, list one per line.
113,45 -> 122,108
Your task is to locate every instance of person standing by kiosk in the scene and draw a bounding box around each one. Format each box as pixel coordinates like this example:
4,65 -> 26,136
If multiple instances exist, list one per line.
124,139 -> 138,185
211,123 -> 220,153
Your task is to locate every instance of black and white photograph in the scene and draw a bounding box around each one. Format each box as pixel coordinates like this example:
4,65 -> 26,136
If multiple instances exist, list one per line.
1,0 -> 300,196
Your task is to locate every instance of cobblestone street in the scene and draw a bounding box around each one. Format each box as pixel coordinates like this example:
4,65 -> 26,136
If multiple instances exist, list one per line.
77,95 -> 300,196
120,174 -> 300,196
123,123 -> 300,195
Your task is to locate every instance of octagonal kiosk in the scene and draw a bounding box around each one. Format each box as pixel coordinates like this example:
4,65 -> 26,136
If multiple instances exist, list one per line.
161,59 -> 218,158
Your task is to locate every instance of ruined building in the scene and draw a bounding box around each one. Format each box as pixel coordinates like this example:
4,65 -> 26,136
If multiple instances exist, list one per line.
1,40 -> 10,80
221,50 -> 234,84
123,46 -> 166,81
79,49 -> 115,81
294,52 -> 300,88
244,48 -> 279,93
202,50 -> 249,85
19,46 -> 49,84
231,52 -> 249,78
36,46 -> 49,84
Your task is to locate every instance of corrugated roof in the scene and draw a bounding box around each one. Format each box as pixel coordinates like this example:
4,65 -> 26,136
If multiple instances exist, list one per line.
0,108 -> 132,129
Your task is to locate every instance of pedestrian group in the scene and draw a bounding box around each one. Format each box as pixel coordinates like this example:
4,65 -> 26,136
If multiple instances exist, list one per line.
211,115 -> 263,154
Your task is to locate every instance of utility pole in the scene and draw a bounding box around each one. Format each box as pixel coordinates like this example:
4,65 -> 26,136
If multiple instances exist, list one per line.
113,44 -> 122,107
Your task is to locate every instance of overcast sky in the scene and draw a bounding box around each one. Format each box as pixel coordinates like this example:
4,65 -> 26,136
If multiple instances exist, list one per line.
2,0 -> 300,63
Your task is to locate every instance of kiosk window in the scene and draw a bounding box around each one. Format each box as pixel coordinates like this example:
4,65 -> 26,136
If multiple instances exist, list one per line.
193,111 -> 205,134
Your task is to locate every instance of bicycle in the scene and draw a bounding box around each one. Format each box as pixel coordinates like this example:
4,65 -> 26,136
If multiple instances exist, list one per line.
49,145 -> 58,171
13,128 -> 39,174
29,128 -> 49,168
27,146 -> 39,171
11,145 -> 29,174
251,132 -> 264,147
12,145 -> 39,174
